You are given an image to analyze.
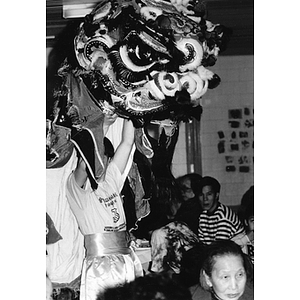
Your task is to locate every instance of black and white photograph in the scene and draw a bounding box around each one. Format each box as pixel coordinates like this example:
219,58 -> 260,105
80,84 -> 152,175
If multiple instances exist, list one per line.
24,1 -> 296,299
45,1 -> 254,299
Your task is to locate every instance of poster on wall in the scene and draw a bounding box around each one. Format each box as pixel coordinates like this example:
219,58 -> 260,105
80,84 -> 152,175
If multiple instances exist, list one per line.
217,107 -> 254,173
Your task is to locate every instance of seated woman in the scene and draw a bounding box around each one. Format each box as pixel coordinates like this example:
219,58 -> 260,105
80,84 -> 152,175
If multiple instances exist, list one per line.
188,240 -> 253,300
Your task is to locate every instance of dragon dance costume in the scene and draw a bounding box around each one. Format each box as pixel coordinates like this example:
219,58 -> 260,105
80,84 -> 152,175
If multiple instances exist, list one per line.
46,0 -> 232,297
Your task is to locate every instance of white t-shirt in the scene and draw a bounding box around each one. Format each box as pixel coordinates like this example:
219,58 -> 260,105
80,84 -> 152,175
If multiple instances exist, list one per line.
66,161 -> 127,235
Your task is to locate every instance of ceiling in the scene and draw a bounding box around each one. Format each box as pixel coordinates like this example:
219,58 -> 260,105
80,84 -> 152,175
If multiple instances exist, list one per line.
46,0 -> 254,56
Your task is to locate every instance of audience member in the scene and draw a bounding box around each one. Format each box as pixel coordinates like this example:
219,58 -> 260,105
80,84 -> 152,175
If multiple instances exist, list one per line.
195,176 -> 245,245
190,240 -> 253,300
97,272 -> 193,300
177,243 -> 207,288
237,186 -> 254,222
66,117 -> 143,300
232,194 -> 254,264
175,173 -> 203,234
149,173 -> 203,273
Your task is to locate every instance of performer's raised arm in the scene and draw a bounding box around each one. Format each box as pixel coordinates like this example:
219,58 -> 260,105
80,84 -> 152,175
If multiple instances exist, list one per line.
112,118 -> 135,175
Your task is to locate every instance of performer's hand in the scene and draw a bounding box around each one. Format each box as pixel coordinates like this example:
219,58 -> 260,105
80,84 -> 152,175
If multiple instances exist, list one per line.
103,112 -> 118,136
104,112 -> 118,127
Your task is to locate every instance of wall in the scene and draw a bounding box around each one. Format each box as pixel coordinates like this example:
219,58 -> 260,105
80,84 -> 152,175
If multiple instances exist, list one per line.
199,55 -> 254,206
172,55 -> 254,205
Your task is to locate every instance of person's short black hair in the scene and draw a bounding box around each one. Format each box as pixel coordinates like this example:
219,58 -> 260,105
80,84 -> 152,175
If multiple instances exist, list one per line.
178,242 -> 207,287
176,173 -> 202,193
195,176 -> 221,195
55,287 -> 75,300
97,272 -> 193,300
244,201 -> 254,220
238,185 -> 254,221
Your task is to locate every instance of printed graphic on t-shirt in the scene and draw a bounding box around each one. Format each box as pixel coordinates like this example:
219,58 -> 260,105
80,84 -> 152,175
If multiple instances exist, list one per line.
104,223 -> 126,232
98,192 -> 118,207
111,208 -> 120,223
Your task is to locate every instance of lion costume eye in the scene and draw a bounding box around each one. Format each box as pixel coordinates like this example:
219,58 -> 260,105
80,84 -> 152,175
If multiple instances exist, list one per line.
75,24 -> 115,71
176,38 -> 204,72
107,31 -> 172,86
119,41 -> 157,70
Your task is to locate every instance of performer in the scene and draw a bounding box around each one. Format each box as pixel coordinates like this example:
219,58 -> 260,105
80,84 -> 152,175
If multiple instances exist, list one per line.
66,115 -> 143,300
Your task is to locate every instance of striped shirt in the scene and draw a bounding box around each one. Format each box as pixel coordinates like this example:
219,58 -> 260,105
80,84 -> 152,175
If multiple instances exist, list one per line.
198,203 -> 245,245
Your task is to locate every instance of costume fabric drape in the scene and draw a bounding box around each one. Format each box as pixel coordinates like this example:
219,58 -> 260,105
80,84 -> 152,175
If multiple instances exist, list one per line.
80,232 -> 143,300
46,149 -> 85,285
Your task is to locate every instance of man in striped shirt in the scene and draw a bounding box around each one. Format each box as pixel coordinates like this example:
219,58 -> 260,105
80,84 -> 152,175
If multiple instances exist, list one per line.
196,176 -> 245,245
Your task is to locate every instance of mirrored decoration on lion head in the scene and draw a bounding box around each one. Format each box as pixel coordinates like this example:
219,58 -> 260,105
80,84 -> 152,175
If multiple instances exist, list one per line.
69,0 -> 231,126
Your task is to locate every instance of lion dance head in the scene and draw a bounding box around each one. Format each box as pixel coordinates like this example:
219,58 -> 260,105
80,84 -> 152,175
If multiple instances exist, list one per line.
47,0 -> 231,232
49,0 -> 231,127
